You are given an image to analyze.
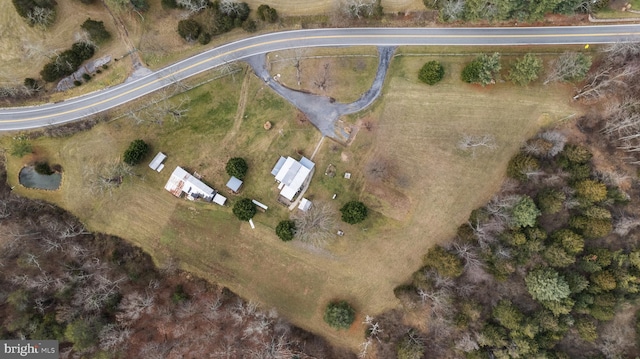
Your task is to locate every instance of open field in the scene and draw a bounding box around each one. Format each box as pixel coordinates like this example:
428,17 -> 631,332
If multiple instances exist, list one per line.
2,49 -> 579,351
0,0 -> 125,84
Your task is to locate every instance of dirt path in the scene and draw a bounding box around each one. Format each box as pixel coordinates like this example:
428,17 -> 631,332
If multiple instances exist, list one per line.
244,46 -> 396,143
220,68 -> 251,147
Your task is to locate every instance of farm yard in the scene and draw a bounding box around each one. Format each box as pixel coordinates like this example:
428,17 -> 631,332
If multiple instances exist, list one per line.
2,46 -> 579,350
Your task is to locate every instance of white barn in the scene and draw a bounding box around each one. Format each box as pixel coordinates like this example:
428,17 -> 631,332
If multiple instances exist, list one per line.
271,156 -> 315,201
164,166 -> 215,201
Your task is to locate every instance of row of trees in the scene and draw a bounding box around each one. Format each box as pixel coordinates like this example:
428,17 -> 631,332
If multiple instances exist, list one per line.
275,201 -> 368,242
176,1 -> 271,44
40,42 -> 96,82
420,52 -> 591,88
426,0 -> 610,23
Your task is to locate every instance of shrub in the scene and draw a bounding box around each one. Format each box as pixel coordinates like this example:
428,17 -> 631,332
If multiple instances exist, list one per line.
232,198 -> 256,221
507,152 -> 539,181
82,73 -> 91,81
81,18 -> 111,45
197,32 -> 211,45
10,135 -> 32,157
323,301 -> 355,329
340,201 -> 368,224
73,80 -> 82,86
23,78 -> 39,90
130,0 -> 149,11
225,157 -> 248,180
525,268 -> 571,302
423,245 -> 463,278
177,19 -> 201,41
418,61 -> 445,85
276,220 -> 296,241
40,42 -> 95,82
34,162 -> 54,175
558,144 -> 592,167
257,4 -> 278,22
161,0 -> 177,8
242,19 -> 257,32
536,188 -> 565,214
123,139 -> 149,166
171,284 -> 189,303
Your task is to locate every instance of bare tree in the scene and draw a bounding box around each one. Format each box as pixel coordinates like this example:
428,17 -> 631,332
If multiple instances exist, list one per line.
441,0 -> 465,21
117,291 -> 156,324
176,0 -> 208,14
27,7 -> 55,29
219,0 -> 245,16
313,63 -> 331,92
341,0 -> 377,18
457,134 -> 497,156
455,332 -> 479,353
99,324 -> 132,351
293,202 -> 337,245
365,156 -> 395,183
85,160 -> 134,196
544,52 -> 592,85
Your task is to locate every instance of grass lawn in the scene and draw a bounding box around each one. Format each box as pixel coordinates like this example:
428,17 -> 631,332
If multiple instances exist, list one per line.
2,48 -> 579,351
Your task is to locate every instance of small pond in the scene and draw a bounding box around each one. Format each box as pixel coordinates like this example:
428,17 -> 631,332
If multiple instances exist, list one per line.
19,166 -> 62,190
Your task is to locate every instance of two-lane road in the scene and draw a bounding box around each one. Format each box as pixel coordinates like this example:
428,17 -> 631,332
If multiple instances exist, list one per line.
2,25 -> 640,131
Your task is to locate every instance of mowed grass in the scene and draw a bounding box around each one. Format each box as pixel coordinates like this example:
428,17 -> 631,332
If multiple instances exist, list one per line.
269,47 -> 380,103
3,50 -> 579,351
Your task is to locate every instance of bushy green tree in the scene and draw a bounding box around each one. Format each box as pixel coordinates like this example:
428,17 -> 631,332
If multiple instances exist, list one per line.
423,245 -> 463,278
558,144 -> 592,166
509,53 -> 543,86
232,198 -> 256,221
552,229 -> 584,255
511,196 -> 541,228
492,300 -> 524,331
418,60 -> 445,85
177,19 -> 201,41
525,268 -> 571,302
507,152 -> 540,181
544,244 -> 575,268
65,318 -> 102,351
574,179 -> 607,204
276,220 -> 295,241
40,42 -> 96,82
123,139 -> 149,165
566,272 -> 589,294
537,188 -> 566,214
569,215 -> 612,239
81,18 -> 111,45
461,52 -> 501,86
340,201 -> 368,224
591,270 -> 617,292
225,157 -> 248,180
324,301 -> 355,329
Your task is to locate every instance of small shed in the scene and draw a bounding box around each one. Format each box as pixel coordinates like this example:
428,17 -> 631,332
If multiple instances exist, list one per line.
149,152 -> 167,171
298,198 -> 312,212
226,176 -> 243,193
213,193 -> 227,206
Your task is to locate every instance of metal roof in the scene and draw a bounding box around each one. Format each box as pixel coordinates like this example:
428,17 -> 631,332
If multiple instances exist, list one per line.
226,176 -> 243,192
149,152 -> 167,170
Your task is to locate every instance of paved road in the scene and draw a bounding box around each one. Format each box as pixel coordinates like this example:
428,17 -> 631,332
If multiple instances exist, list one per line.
2,25 -> 640,131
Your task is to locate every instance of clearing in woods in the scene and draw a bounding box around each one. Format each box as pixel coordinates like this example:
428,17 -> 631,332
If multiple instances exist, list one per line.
2,48 -> 578,351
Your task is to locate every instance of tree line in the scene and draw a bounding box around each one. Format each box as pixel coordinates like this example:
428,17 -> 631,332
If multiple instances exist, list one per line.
425,0 -> 610,22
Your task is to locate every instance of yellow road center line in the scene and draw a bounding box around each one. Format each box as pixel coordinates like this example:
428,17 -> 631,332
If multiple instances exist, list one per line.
6,31 -> 640,124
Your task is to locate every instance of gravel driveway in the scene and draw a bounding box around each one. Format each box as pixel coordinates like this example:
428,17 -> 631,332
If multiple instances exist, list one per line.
244,46 -> 396,141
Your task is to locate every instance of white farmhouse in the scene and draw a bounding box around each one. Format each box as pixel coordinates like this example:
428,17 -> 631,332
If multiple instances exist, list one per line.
271,156 -> 315,202
164,166 -> 215,202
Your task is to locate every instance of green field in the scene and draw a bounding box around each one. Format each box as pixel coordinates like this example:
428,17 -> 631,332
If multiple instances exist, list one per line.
2,48 -> 579,350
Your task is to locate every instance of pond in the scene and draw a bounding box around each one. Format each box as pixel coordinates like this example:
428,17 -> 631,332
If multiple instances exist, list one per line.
19,166 -> 62,190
